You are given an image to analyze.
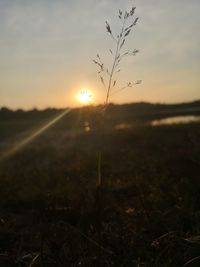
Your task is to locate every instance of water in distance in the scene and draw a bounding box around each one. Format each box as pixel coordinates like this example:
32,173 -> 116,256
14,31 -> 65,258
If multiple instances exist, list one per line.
151,115 -> 200,126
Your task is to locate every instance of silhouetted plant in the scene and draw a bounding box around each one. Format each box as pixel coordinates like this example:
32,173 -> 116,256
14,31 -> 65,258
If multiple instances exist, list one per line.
93,6 -> 141,109
93,5 -> 141,187
93,5 -> 141,265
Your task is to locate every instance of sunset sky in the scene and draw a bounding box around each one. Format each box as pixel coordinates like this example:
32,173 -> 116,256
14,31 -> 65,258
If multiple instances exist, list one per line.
0,0 -> 199,109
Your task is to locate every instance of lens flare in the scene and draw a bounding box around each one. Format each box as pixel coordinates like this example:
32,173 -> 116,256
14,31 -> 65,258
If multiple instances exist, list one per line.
0,108 -> 71,161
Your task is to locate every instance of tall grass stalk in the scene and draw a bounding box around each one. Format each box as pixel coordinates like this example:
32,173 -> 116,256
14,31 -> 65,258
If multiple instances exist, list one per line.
94,6 -> 141,187
93,4 -> 140,265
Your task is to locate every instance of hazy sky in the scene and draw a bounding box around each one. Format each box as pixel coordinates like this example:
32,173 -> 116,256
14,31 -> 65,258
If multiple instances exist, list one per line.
0,0 -> 199,109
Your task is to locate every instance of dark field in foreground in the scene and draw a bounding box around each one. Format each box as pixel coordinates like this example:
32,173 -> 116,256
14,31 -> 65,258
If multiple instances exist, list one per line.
0,103 -> 200,266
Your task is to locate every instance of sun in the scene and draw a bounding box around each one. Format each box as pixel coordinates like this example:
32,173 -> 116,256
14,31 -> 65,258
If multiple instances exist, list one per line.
78,90 -> 92,105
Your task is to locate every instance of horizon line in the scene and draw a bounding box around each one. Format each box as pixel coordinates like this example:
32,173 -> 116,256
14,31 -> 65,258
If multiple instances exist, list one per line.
1,98 -> 200,112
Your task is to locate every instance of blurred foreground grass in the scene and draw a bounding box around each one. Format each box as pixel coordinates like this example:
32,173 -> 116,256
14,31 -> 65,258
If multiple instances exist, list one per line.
0,104 -> 200,266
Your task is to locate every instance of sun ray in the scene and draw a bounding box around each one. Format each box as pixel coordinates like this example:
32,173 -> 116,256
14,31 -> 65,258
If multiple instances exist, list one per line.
0,108 -> 71,161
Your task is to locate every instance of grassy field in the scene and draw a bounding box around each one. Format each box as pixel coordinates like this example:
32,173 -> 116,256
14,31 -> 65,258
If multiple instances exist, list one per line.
0,103 -> 200,266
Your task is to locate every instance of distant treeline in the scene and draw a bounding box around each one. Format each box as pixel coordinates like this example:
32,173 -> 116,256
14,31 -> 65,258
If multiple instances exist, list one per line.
105,100 -> 200,121
1,100 -> 200,121
0,107 -> 64,120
